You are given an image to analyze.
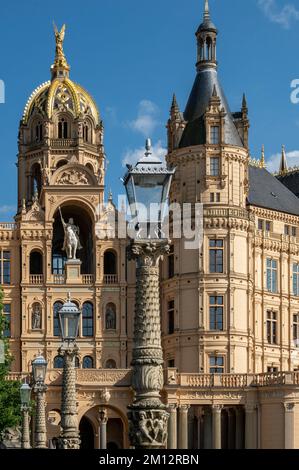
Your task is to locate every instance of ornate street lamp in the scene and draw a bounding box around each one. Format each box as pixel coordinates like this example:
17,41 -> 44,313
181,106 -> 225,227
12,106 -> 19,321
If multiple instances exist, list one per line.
20,383 -> 31,449
56,294 -> 81,449
32,354 -> 48,448
123,139 -> 175,449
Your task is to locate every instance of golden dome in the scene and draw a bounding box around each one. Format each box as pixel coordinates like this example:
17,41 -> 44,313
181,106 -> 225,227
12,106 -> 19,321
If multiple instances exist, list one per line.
22,24 -> 100,125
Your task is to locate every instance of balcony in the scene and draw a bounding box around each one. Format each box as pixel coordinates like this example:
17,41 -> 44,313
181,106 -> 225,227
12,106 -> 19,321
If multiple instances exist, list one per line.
0,223 -> 17,230
50,138 -> 77,148
29,275 -> 44,285
104,274 -> 118,285
53,274 -> 65,285
82,275 -> 94,285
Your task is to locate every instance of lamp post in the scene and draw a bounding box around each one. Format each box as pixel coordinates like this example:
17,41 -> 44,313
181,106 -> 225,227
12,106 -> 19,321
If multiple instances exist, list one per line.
123,139 -> 175,449
32,354 -> 48,448
56,293 -> 81,449
20,383 -> 31,449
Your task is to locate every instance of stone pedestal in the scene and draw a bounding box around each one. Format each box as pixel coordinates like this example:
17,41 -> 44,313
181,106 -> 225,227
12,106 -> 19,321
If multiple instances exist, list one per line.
65,259 -> 82,284
127,240 -> 170,449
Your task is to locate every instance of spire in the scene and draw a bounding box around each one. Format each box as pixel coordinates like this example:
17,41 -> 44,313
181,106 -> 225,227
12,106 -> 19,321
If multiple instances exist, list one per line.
170,93 -> 181,119
171,94 -> 179,112
51,23 -> 70,80
279,145 -> 288,175
260,145 -> 266,169
204,0 -> 210,21
196,0 -> 217,71
242,93 -> 247,111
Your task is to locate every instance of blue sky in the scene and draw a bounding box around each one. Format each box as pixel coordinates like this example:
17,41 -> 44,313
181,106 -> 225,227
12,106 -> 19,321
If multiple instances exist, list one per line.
0,0 -> 299,221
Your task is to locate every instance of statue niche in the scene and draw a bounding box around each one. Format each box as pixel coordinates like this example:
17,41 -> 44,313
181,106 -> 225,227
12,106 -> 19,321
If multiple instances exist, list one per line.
32,303 -> 42,330
105,303 -> 116,330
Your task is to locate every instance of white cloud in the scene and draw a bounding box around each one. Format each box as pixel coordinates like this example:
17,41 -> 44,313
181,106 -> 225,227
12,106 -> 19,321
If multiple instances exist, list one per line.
258,0 -> 299,29
0,205 -> 15,214
122,140 -> 167,167
266,149 -> 299,172
127,100 -> 160,137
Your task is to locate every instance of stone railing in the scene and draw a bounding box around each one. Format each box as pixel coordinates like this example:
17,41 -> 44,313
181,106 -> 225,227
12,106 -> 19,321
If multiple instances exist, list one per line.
166,370 -> 299,388
50,139 -> 76,147
82,274 -> 94,285
0,223 -> 17,230
29,274 -> 44,285
104,274 -> 118,285
53,274 -> 65,284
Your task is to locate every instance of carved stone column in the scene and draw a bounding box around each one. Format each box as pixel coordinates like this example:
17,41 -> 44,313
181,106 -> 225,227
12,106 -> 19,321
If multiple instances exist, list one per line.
21,406 -> 31,449
212,405 -> 223,449
284,403 -> 295,449
98,409 -> 108,450
167,404 -> 177,449
178,405 -> 190,449
127,240 -> 170,449
56,344 -> 80,449
33,383 -> 48,448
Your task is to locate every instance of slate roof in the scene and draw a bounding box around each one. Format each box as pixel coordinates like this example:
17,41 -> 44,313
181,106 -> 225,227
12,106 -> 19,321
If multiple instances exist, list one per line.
276,171 -> 299,198
179,68 -> 243,149
248,166 -> 299,216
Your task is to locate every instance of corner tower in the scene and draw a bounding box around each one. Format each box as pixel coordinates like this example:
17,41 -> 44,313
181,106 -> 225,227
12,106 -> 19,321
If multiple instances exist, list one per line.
163,1 -> 253,376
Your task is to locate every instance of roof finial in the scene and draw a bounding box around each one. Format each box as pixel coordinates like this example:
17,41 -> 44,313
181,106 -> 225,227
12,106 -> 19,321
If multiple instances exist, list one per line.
67,292 -> 71,302
204,0 -> 210,21
145,138 -> 152,157
51,23 -> 70,79
260,145 -> 266,169
108,189 -> 113,202
279,145 -> 288,175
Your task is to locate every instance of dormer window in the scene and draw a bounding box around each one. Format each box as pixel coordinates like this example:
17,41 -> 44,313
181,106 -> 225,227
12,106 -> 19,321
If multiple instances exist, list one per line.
210,156 -> 220,176
210,125 -> 220,144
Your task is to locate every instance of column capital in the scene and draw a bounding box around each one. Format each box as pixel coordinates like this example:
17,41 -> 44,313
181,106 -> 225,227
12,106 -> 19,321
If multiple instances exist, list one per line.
284,402 -> 295,413
212,404 -> 223,413
179,404 -> 191,413
168,404 -> 178,412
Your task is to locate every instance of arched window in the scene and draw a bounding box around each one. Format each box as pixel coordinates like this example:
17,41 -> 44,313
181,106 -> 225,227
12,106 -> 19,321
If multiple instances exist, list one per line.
31,163 -> 42,198
105,359 -> 117,369
83,356 -> 94,369
53,301 -> 63,337
30,251 -> 43,275
105,303 -> 116,330
33,121 -> 43,143
54,356 -> 64,368
104,251 -> 117,275
58,118 -> 68,139
75,357 -> 80,368
86,163 -> 94,173
83,122 -> 90,143
82,302 -> 94,337
56,159 -> 68,169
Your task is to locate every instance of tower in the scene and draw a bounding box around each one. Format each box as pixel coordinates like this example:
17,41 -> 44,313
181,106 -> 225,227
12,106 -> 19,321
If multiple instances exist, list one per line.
163,0 -> 253,374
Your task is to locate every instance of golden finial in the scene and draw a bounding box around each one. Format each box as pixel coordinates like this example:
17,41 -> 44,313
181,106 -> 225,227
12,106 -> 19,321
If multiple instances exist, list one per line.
51,23 -> 70,78
259,144 -> 266,168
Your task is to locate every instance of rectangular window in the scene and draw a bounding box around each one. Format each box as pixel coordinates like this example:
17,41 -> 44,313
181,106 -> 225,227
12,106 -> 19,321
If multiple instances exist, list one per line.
168,246 -> 174,279
292,227 -> 297,237
267,366 -> 278,373
266,259 -> 278,293
285,225 -> 290,236
293,314 -> 299,343
258,219 -> 263,231
3,304 -> 11,338
0,251 -> 11,285
265,221 -> 271,232
209,296 -> 224,331
267,310 -> 277,344
168,359 -> 175,368
209,239 -> 224,273
168,300 -> 175,335
210,355 -> 224,374
293,264 -> 299,296
210,126 -> 220,145
210,193 -> 215,203
210,157 -> 220,177
216,193 -> 221,203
